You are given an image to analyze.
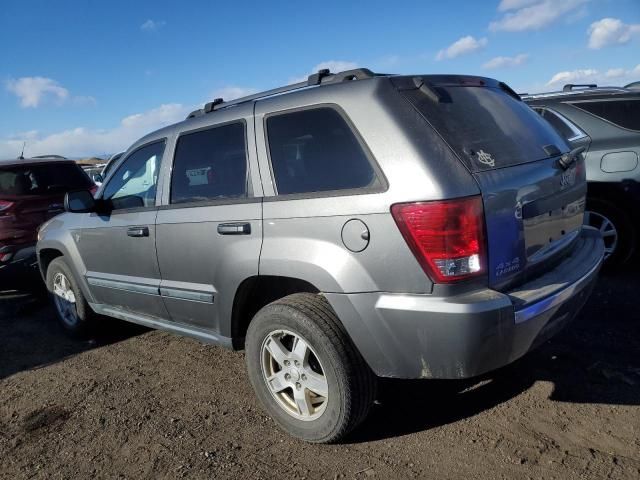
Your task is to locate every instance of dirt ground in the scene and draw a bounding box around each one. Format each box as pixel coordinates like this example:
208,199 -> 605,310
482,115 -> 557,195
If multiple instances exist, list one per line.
0,272 -> 639,480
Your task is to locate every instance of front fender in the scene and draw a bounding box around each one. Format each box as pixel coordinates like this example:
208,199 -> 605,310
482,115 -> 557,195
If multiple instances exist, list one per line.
37,216 -> 95,303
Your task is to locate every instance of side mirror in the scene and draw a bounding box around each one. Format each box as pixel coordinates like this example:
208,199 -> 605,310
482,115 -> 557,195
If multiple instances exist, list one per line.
64,190 -> 96,213
92,173 -> 104,183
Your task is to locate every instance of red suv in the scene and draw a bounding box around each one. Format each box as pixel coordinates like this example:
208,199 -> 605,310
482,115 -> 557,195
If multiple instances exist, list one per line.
0,158 -> 96,282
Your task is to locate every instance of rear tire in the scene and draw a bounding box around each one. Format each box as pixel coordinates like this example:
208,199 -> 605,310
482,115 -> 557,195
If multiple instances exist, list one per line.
585,198 -> 636,268
46,257 -> 98,336
245,293 -> 376,443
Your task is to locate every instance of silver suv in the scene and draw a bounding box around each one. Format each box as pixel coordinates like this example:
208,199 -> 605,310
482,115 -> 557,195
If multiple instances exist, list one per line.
37,69 -> 604,443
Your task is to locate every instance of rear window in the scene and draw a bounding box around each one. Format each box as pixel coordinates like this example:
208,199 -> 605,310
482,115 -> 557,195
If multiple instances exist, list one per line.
572,99 -> 640,131
0,163 -> 91,196
403,86 -> 568,172
266,107 -> 377,195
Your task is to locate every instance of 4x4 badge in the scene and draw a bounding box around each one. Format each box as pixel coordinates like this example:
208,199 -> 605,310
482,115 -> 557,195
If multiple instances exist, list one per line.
476,150 -> 495,167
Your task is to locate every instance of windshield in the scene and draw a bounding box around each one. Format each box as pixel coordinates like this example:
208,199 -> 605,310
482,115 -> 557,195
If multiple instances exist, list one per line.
0,163 -> 92,196
402,85 -> 569,172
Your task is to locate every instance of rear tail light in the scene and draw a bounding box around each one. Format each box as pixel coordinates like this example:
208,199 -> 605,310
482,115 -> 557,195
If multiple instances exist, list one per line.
391,196 -> 486,283
0,200 -> 14,213
0,252 -> 12,263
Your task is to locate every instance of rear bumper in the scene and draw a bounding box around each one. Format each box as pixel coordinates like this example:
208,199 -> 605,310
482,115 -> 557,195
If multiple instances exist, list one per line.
326,226 -> 604,379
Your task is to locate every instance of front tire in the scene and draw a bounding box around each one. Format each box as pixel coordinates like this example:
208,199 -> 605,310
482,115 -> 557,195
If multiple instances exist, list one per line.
46,257 -> 98,336
245,293 -> 376,443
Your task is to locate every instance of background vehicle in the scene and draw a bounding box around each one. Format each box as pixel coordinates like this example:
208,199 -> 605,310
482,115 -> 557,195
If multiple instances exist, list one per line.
523,84 -> 640,267
97,151 -> 125,183
38,69 -> 603,443
0,158 -> 95,282
79,163 -> 108,186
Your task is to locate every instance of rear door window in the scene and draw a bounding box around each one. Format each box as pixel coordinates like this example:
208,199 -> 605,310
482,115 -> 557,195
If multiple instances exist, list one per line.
0,163 -> 92,196
170,122 -> 247,204
266,107 -> 377,195
402,85 -> 568,172
571,99 -> 640,131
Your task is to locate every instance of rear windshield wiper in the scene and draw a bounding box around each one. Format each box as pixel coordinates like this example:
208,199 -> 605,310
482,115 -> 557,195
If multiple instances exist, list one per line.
558,146 -> 586,170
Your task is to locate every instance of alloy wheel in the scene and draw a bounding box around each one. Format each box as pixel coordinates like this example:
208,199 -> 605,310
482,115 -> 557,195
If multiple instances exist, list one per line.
584,210 -> 618,259
52,272 -> 78,327
260,329 -> 329,421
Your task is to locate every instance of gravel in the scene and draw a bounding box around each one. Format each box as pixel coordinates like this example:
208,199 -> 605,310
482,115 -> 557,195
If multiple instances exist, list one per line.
0,272 -> 639,479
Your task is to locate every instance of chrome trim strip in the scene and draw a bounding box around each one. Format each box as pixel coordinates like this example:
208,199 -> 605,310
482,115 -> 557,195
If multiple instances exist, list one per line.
86,277 -> 159,296
514,259 -> 601,324
159,287 -> 214,304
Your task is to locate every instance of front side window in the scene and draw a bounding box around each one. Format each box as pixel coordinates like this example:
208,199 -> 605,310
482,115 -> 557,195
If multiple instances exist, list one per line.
266,107 -> 376,195
102,141 -> 165,210
572,99 -> 640,131
170,122 -> 247,204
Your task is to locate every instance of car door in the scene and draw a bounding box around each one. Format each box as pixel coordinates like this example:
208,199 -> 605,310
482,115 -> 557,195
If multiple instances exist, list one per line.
76,139 -> 170,320
155,104 -> 263,339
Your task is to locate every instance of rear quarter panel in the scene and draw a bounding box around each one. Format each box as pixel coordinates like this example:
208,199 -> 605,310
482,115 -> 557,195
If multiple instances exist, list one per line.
255,78 -> 481,294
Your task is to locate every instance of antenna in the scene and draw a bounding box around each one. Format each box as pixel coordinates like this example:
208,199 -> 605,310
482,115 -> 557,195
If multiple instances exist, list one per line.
18,142 -> 26,160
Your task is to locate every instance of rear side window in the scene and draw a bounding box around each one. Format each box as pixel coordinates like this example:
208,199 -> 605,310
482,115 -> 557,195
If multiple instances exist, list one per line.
171,122 -> 247,204
572,99 -> 640,131
534,108 -> 585,142
266,107 -> 376,195
0,163 -> 91,196
403,86 -> 568,172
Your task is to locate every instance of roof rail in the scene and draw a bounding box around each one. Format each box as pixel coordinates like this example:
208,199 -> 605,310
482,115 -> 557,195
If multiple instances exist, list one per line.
520,85 -> 630,100
563,83 -> 597,92
186,68 -> 376,119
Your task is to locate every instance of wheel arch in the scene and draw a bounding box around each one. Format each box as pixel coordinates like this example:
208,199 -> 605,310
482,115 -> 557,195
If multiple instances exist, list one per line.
230,275 -> 320,349
38,247 -> 64,281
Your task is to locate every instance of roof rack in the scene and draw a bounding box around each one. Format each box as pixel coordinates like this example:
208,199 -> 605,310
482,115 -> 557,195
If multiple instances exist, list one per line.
187,68 -> 375,119
563,83 -> 597,92
520,85 -> 630,100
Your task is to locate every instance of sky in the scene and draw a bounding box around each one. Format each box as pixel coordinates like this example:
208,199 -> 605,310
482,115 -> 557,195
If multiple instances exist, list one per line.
0,0 -> 639,159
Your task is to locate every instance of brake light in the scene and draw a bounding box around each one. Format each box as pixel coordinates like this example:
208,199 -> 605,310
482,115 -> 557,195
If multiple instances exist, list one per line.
391,196 -> 486,283
0,252 -> 12,263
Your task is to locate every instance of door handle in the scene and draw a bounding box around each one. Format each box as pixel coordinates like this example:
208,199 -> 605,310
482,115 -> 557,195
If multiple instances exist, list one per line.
127,226 -> 149,237
217,223 -> 251,235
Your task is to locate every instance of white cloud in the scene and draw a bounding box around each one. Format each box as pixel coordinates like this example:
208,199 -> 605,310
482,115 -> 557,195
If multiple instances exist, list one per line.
498,0 -> 539,11
605,68 -> 626,79
0,103 -> 190,158
140,19 -> 166,32
490,0 -> 587,32
546,69 -> 599,86
588,18 -> 640,49
545,65 -> 640,87
483,53 -> 529,69
435,36 -> 487,61
289,60 -> 359,83
6,77 -> 69,108
209,86 -> 257,101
